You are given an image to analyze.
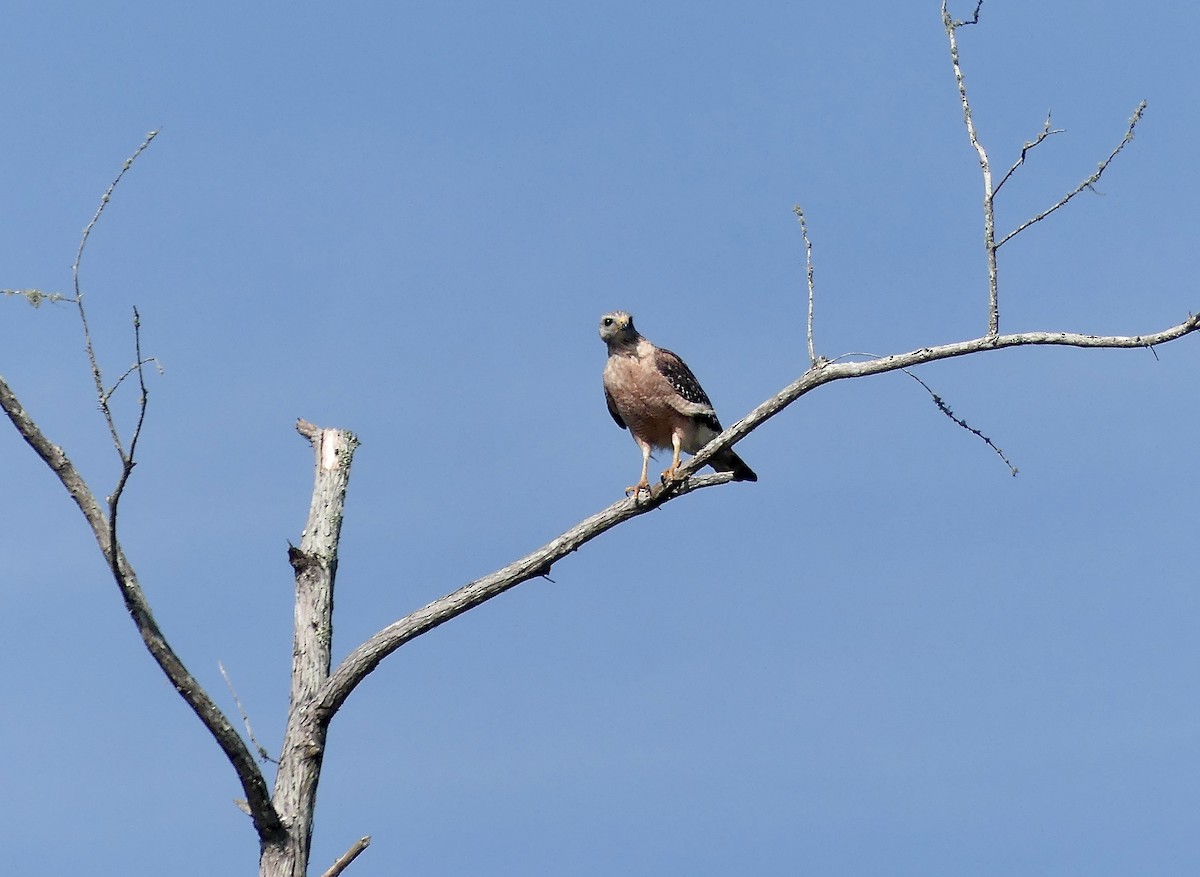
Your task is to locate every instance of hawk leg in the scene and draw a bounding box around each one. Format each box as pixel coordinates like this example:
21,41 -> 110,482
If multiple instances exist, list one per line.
626,440 -> 653,497
660,433 -> 684,483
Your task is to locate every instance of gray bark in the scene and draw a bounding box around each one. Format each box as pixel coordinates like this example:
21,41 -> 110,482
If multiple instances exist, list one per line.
259,420 -> 358,877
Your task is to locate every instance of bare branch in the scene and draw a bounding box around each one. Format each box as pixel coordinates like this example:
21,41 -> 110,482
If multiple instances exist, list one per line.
313,469 -> 736,717
793,205 -> 821,366
321,837 -> 372,877
942,1 -> 999,336
993,112 -> 1066,196
0,372 -> 284,841
219,661 -> 277,764
686,315 -> 1199,478
903,369 -> 1018,476
997,102 -> 1147,248
314,311 -> 1200,719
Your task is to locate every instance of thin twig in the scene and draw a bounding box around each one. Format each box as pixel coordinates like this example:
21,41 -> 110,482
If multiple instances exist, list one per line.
2,288 -> 73,307
821,352 -> 1018,473
825,351 -> 886,365
321,836 -> 372,877
993,112 -> 1066,196
942,1 -> 999,336
902,369 -> 1018,475
106,311 -> 150,596
793,205 -> 820,365
219,661 -> 277,764
950,0 -> 984,27
71,130 -> 159,461
124,307 -> 151,465
102,356 -> 163,407
997,102 -> 1147,248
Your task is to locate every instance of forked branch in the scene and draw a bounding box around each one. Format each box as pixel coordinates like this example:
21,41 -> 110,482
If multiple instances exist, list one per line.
0,372 -> 283,840
997,102 -> 1147,247
943,1 -> 1147,333
0,133 -> 284,843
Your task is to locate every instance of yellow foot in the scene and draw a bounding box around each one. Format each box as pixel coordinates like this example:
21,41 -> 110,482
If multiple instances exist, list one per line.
660,467 -> 682,484
625,479 -> 651,497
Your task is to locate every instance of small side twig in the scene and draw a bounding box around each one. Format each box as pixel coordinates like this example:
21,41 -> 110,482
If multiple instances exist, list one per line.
123,307 -> 152,467
903,369 -> 1018,476
2,288 -> 73,307
993,112 -> 1066,195
997,102 -> 1146,247
793,205 -> 821,366
102,355 -> 164,407
950,0 -> 984,27
218,661 -> 277,764
321,836 -> 372,877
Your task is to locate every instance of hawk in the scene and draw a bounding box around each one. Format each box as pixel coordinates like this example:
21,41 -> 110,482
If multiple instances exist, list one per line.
599,310 -> 757,495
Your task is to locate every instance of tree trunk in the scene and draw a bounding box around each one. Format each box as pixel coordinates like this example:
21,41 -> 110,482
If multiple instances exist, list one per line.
260,421 -> 358,877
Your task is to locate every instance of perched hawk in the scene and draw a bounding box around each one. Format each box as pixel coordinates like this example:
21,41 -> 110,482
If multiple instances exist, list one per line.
599,310 -> 757,495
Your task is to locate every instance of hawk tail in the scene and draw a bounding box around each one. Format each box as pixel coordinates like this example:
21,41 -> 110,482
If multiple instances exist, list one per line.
711,448 -> 757,482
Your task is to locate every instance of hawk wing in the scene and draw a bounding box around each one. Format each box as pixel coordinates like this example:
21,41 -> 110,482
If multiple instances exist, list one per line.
653,347 -> 723,433
604,385 -> 627,430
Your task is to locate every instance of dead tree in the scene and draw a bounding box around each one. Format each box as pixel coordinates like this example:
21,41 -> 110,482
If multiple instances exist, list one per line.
2,4 -> 1195,875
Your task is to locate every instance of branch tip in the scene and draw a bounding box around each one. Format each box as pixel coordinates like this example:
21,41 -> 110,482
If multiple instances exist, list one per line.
794,205 -> 819,365
321,836 -> 372,877
947,0 -> 984,28
903,369 -> 1018,476
218,661 -> 277,765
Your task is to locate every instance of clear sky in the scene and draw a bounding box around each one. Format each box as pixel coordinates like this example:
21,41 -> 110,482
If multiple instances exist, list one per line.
3,1 -> 1199,874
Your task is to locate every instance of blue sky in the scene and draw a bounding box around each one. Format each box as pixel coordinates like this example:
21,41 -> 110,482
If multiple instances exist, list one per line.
3,1 -> 1199,874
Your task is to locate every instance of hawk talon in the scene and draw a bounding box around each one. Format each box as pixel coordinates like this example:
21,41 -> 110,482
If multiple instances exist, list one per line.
625,480 -> 651,498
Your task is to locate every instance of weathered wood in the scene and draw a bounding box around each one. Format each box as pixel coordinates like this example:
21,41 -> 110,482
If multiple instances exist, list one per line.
259,421 -> 358,877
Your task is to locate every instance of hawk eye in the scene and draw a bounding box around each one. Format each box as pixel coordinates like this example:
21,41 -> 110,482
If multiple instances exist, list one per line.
602,317 -> 614,327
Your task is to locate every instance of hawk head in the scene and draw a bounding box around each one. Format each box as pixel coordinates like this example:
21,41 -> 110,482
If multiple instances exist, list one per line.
598,311 -> 639,351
